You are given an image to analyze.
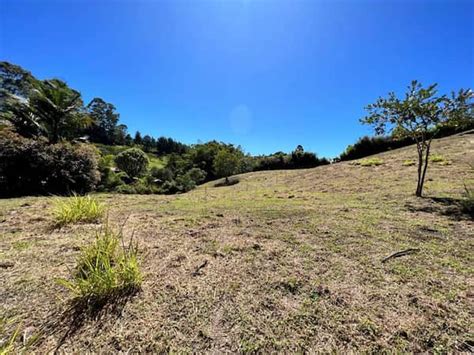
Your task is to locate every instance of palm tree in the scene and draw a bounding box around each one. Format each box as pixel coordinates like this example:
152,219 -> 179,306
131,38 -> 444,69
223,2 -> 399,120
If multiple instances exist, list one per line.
29,79 -> 90,143
0,91 -> 44,138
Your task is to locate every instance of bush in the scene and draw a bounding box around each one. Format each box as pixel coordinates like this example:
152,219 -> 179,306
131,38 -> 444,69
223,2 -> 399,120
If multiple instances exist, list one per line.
0,130 -> 100,197
53,195 -> 104,226
57,223 -> 141,308
114,148 -> 148,177
150,167 -> 174,183
187,167 -> 207,184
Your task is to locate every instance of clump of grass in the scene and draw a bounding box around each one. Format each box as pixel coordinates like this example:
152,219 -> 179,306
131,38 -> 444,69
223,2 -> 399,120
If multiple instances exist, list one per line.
351,157 -> 384,167
429,154 -> 451,165
461,184 -> 474,215
0,317 -> 20,355
53,195 -> 104,226
57,224 -> 141,308
403,159 -> 415,166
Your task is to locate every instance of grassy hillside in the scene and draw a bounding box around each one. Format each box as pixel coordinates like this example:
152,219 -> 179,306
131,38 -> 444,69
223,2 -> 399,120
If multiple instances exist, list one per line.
0,133 -> 472,352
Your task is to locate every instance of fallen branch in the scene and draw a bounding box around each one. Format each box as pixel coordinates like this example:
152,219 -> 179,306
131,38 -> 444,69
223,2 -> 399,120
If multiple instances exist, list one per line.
382,248 -> 420,263
192,260 -> 208,276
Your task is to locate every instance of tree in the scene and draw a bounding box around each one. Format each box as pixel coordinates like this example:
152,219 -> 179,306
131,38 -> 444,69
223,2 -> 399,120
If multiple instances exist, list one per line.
86,97 -> 120,144
114,124 -> 129,145
361,81 -> 473,197
213,149 -> 241,184
114,148 -> 148,177
142,134 -> 154,152
29,79 -> 89,143
0,93 -> 43,138
134,131 -> 142,145
0,61 -> 37,99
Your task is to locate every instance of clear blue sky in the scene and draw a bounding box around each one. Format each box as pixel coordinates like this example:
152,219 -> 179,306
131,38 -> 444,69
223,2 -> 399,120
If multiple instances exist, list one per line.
1,0 -> 473,157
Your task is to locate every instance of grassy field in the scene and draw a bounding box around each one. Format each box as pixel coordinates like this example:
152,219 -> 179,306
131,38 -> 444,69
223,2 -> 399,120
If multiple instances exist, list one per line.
0,133 -> 473,352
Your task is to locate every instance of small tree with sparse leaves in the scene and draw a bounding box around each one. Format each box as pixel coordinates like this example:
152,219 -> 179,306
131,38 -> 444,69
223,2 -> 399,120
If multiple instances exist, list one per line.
361,81 -> 473,197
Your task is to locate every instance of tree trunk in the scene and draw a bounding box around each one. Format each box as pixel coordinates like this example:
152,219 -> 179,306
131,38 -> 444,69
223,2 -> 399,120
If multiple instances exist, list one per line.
225,176 -> 229,185
415,143 -> 424,197
418,142 -> 431,198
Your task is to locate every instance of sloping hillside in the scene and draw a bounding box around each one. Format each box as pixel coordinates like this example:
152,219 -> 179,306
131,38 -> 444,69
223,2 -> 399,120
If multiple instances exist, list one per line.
0,133 -> 473,352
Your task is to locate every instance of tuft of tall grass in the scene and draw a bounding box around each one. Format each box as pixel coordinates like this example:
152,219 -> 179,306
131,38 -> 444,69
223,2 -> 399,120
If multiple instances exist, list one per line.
53,195 -> 104,226
0,317 -> 20,355
57,224 -> 141,307
461,184 -> 474,215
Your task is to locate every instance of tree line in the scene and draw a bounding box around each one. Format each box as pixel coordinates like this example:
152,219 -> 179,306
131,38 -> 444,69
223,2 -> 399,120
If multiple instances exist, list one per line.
0,61 -> 328,197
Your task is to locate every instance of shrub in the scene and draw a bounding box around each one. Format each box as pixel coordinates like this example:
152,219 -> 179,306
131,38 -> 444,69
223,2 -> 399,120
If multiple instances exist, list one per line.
53,195 -> 104,226
114,148 -> 148,177
187,167 -> 207,184
150,167 -> 174,183
57,224 -> 141,308
0,130 -> 100,197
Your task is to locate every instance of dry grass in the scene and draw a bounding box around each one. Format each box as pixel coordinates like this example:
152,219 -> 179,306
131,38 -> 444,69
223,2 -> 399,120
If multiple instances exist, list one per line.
0,133 -> 473,352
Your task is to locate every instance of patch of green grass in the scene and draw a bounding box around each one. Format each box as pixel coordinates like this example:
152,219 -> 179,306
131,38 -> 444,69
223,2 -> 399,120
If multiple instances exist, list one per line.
57,224 -> 141,306
352,158 -> 384,167
53,195 -> 104,226
12,241 -> 32,251
403,159 -> 415,166
429,154 -> 451,165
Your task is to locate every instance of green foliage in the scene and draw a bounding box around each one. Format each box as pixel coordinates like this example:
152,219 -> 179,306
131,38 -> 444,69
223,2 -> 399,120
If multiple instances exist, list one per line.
403,160 -> 415,166
29,79 -> 90,143
187,167 -> 207,184
53,195 -> 104,226
0,130 -> 100,197
155,136 -> 188,155
57,224 -> 141,306
213,149 -> 242,181
114,148 -> 148,177
86,98 -> 122,145
361,80 -> 473,197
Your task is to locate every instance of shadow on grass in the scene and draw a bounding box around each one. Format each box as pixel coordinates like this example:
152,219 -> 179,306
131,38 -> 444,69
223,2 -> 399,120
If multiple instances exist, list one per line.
214,177 -> 240,187
33,287 -> 140,352
406,196 -> 473,221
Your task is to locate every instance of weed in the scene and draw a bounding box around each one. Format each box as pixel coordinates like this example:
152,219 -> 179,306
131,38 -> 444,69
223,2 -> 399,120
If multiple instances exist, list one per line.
57,223 -> 141,308
403,159 -> 415,166
53,195 -> 104,226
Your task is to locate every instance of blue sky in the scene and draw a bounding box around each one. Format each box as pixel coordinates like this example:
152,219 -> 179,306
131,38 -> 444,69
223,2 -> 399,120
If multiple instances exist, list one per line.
1,0 -> 473,157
